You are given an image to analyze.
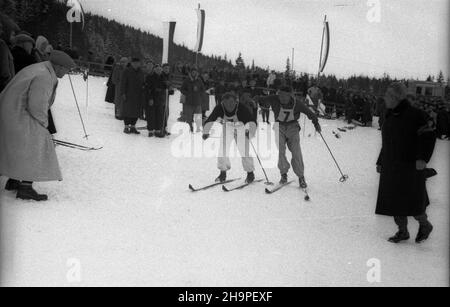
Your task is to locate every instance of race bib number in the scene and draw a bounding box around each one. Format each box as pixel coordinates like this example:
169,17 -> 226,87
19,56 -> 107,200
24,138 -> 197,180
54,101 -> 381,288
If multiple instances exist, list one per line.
277,108 -> 295,122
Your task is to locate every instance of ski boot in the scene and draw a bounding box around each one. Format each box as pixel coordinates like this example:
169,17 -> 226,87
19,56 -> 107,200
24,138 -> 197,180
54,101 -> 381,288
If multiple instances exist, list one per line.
388,231 -> 410,244
5,179 -> 20,191
129,126 -> 140,135
155,130 -> 165,138
148,130 -> 155,137
416,222 -> 433,244
16,183 -> 48,201
246,172 -> 255,184
280,174 -> 288,185
299,176 -> 308,189
124,126 -> 131,134
216,171 -> 227,183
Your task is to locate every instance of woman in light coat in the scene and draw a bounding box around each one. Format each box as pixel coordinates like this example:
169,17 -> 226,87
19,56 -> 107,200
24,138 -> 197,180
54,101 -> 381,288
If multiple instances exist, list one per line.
0,51 -> 75,201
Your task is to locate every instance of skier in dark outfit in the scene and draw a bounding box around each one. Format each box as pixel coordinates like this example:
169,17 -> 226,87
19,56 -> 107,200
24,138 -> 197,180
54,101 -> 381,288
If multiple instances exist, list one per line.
376,82 -> 436,244
255,86 -> 321,188
203,92 -> 257,184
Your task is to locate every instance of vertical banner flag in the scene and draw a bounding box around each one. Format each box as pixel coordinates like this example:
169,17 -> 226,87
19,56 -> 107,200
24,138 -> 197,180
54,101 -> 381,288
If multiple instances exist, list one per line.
194,7 -> 206,52
162,22 -> 176,64
319,16 -> 330,73
66,0 -> 85,29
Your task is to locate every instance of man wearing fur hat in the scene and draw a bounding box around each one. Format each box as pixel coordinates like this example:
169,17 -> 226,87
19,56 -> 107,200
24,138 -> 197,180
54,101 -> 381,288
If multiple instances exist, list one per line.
0,50 -> 76,201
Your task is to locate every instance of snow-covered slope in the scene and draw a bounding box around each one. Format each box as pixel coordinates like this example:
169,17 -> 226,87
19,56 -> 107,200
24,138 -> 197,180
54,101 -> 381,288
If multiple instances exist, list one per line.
1,74 -> 448,287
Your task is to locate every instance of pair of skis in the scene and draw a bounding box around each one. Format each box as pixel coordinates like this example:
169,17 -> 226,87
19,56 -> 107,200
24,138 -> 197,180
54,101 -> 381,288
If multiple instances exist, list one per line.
264,181 -> 311,201
188,178 -> 258,193
53,139 -> 103,151
189,179 -> 311,201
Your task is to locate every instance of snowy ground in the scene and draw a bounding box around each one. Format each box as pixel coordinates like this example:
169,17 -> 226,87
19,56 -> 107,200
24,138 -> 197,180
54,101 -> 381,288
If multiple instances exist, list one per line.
1,74 -> 448,287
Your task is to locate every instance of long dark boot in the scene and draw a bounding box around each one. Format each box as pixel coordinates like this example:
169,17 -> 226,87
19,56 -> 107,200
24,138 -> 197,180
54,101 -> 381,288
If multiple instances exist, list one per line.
415,214 -> 433,244
16,182 -> 48,201
389,216 -> 410,243
5,179 -> 20,191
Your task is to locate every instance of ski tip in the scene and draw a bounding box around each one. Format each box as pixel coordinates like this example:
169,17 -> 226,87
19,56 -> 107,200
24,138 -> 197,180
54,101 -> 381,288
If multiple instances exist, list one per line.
265,188 -> 272,194
188,184 -> 195,192
222,185 -> 229,192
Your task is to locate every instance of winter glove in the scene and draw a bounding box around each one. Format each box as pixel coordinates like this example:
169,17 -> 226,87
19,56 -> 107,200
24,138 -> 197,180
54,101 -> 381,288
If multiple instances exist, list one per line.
416,160 -> 427,171
314,121 -> 322,133
202,133 -> 210,141
245,130 -> 250,139
376,165 -> 382,174
149,99 -> 154,107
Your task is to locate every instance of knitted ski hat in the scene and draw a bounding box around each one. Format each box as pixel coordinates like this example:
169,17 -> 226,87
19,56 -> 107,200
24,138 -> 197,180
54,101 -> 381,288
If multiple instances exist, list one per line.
49,50 -> 76,69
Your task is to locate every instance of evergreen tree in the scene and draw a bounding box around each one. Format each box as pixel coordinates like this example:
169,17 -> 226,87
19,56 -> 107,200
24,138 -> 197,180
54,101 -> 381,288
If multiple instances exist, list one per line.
285,57 -> 291,76
235,52 -> 245,69
437,70 -> 444,84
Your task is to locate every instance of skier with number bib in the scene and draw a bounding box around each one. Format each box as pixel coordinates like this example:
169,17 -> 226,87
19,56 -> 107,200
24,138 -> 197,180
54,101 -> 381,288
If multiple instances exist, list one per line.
255,86 -> 321,188
202,92 -> 257,184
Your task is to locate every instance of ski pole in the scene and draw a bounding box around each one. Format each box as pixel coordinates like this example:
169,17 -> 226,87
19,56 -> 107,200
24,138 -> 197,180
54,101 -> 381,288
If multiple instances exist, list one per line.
68,74 -> 89,140
85,69 -> 89,122
249,138 -> 274,186
318,131 -> 349,182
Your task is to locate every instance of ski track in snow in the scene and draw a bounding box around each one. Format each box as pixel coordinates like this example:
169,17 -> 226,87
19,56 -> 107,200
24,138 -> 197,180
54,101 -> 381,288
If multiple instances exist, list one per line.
0,75 -> 448,287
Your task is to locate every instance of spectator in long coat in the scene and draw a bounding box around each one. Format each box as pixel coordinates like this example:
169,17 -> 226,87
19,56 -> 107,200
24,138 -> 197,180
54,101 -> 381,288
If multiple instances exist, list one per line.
376,82 -> 436,244
436,105 -> 450,139
104,57 -> 116,104
111,57 -> 128,119
180,67 -> 205,132
0,13 -> 19,92
361,96 -> 373,127
0,51 -> 75,201
120,57 -> 145,134
201,72 -> 211,119
375,97 -> 386,130
214,79 -> 228,106
144,64 -> 168,138
11,34 -> 36,73
162,63 -> 174,135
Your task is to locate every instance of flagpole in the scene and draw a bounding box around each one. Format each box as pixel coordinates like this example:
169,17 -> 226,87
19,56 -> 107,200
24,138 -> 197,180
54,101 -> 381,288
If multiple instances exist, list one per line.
70,22 -> 73,50
292,48 -> 295,77
317,15 -> 327,83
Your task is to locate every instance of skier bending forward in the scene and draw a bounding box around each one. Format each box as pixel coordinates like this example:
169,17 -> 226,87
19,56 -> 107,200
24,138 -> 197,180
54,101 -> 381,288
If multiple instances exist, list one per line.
255,86 -> 322,188
202,92 -> 257,184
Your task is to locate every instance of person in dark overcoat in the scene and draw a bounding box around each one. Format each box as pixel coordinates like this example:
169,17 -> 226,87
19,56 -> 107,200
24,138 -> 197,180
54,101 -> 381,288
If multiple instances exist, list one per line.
180,67 -> 205,132
201,72 -> 212,119
120,57 -> 145,134
144,64 -> 168,138
214,79 -> 228,106
376,82 -> 436,244
112,57 -> 128,119
104,57 -> 116,104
